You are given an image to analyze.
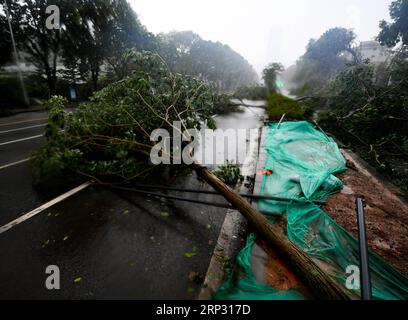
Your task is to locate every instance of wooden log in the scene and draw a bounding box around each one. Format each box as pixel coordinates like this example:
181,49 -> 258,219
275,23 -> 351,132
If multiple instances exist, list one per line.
191,162 -> 352,300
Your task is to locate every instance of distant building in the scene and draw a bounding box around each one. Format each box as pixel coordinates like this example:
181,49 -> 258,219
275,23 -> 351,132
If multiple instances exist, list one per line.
358,40 -> 390,64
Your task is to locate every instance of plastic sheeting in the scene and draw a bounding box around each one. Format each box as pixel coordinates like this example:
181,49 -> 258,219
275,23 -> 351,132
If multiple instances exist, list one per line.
215,121 -> 408,300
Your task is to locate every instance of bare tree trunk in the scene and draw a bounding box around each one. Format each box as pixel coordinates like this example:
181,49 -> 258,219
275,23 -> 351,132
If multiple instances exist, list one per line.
91,69 -> 99,91
191,162 -> 353,300
44,64 -> 56,96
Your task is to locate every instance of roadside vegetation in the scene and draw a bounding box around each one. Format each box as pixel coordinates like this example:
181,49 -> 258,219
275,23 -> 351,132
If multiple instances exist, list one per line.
0,0 -> 258,114
287,0 -> 408,196
31,52 -> 223,184
266,93 -> 311,120
233,62 -> 285,101
3,0 -> 406,197
289,27 -> 358,97
234,85 -> 268,101
213,161 -> 244,187
233,62 -> 316,121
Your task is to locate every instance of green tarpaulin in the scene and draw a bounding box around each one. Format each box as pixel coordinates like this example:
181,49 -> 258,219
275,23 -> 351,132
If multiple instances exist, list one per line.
215,121 -> 408,300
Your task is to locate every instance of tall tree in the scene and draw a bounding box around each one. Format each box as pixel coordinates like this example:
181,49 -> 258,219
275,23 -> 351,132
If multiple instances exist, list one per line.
59,1 -> 89,85
305,28 -> 358,68
0,14 -> 12,67
61,0 -> 104,90
62,0 -> 153,89
378,0 -> 408,47
158,31 -> 258,92
262,63 -> 284,93
104,0 -> 154,80
306,5 -> 408,193
292,28 -> 358,94
3,0 -> 63,95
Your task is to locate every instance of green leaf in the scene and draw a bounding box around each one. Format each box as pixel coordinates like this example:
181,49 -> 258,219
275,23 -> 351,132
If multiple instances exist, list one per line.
184,246 -> 198,258
184,252 -> 197,258
41,239 -> 50,248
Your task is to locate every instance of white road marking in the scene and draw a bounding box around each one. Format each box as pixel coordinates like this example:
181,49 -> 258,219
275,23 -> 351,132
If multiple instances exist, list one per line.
0,117 -> 47,127
0,181 -> 93,235
0,134 -> 43,146
0,158 -> 29,171
0,123 -> 46,134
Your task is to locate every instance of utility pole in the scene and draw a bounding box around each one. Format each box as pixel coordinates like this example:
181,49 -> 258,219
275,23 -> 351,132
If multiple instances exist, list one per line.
356,197 -> 372,300
4,1 -> 30,106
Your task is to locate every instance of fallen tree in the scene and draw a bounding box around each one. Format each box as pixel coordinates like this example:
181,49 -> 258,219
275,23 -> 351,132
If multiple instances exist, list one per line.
32,51 -> 352,299
192,162 -> 351,299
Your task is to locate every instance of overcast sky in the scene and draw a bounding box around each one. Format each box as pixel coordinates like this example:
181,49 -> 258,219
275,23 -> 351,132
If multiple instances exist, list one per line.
130,0 -> 392,73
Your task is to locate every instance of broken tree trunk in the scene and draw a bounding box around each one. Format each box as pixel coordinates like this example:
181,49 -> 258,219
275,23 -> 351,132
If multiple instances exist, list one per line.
191,162 -> 352,300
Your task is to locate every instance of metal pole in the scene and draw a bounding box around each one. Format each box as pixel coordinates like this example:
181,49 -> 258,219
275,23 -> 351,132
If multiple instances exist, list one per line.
356,197 -> 372,300
313,120 -> 331,142
277,113 -> 286,129
4,1 -> 29,106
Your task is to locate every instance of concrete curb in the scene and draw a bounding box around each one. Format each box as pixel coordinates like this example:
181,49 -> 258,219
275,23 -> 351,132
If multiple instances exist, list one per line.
197,127 -> 263,300
197,207 -> 247,299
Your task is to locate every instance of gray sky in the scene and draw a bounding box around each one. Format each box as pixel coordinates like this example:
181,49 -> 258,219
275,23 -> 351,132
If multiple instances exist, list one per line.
130,0 -> 392,73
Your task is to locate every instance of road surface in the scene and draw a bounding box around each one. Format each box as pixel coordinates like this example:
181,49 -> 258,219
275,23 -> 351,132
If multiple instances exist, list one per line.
0,105 -> 263,299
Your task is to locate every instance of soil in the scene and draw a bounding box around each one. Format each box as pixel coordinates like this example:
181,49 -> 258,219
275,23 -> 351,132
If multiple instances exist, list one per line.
256,238 -> 313,298
249,141 -> 408,298
324,149 -> 408,276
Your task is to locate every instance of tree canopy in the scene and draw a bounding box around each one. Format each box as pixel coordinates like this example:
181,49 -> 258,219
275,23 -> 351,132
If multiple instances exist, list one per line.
378,0 -> 408,47
3,0 -> 63,94
306,5 -> 408,196
0,14 -> 12,67
262,62 -> 284,93
60,0 -> 154,90
157,31 -> 258,92
305,28 -> 357,68
291,28 -> 358,95
1,1 -> 258,98
31,52 -> 222,183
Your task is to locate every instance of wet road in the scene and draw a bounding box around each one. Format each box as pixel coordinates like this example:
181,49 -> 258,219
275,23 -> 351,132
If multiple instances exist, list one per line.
0,183 -> 228,299
0,112 -> 47,165
0,112 -> 49,226
0,105 -> 264,299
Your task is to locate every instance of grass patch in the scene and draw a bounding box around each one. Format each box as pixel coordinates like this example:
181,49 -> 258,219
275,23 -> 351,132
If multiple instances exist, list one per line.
213,161 -> 244,187
266,93 -> 306,120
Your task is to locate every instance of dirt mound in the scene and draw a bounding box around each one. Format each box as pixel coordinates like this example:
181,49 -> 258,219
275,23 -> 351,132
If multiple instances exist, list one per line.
325,149 -> 408,276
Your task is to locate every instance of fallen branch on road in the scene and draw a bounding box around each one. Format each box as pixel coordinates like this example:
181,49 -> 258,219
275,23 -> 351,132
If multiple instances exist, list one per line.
191,162 -> 352,300
31,51 -> 352,299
